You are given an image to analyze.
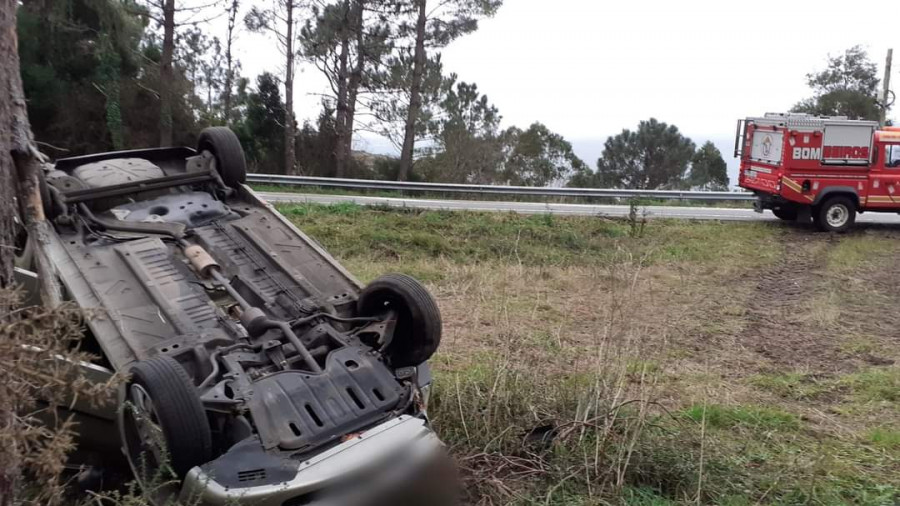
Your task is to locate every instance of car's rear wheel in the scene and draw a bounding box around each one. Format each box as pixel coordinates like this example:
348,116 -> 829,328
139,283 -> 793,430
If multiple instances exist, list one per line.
814,196 -> 856,233
358,274 -> 442,367
772,206 -> 798,221
197,127 -> 247,189
119,356 -> 211,482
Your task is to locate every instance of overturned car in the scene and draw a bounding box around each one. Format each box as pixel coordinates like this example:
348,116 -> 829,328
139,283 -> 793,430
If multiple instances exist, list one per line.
21,128 -> 452,504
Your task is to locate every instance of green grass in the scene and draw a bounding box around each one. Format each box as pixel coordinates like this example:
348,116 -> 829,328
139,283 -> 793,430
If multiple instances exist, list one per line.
430,351 -> 898,505
868,428 -> 900,449
279,202 -> 628,267
276,203 -> 781,272
750,372 -> 835,400
827,236 -> 898,271
841,367 -> 900,402
682,404 -> 800,431
627,359 -> 662,376
840,336 -> 878,355
622,487 -> 680,505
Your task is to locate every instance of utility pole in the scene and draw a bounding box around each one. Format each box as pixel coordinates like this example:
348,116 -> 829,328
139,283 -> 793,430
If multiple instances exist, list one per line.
881,48 -> 893,127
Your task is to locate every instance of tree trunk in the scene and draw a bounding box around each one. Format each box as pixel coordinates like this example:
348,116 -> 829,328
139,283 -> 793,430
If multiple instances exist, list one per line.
206,71 -> 212,111
159,0 -> 175,147
341,0 -> 365,178
223,0 -> 238,124
13,154 -> 61,308
397,0 -> 427,181
1,0 -> 42,499
283,0 -> 296,175
0,0 -> 23,294
333,0 -> 351,178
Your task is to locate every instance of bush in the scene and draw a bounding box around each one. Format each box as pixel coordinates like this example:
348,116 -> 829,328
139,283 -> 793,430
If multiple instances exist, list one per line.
0,289 -> 122,504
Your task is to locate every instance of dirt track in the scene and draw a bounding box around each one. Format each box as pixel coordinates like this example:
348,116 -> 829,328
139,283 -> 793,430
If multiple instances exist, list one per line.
733,226 -> 899,375
737,232 -> 845,371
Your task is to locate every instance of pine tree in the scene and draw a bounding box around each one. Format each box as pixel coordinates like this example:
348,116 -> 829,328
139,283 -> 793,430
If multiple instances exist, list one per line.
689,141 -> 729,190
390,0 -> 502,180
594,119 -> 695,190
301,0 -> 390,177
246,0 -> 302,174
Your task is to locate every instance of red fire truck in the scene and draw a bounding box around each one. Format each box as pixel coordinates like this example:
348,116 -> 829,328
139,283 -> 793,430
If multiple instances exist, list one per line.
736,112 -> 900,232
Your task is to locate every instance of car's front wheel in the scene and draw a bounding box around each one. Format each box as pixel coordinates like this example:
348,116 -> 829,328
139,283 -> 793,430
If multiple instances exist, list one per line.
119,356 -> 211,483
814,196 -> 856,233
358,274 -> 442,367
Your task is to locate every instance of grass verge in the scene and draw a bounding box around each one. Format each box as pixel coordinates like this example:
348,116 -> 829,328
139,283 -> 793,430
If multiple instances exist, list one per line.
280,203 -> 900,505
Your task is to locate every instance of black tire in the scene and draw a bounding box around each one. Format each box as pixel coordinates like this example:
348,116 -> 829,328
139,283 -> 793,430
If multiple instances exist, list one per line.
814,196 -> 856,233
358,273 -> 442,367
119,356 -> 211,480
772,206 -> 798,221
197,127 -> 247,189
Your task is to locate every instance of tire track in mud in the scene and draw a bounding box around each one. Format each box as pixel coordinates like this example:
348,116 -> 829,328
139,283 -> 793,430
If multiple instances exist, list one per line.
735,231 -> 852,372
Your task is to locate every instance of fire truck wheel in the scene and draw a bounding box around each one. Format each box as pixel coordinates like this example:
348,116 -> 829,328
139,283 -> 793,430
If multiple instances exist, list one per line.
772,206 -> 798,221
815,196 -> 856,233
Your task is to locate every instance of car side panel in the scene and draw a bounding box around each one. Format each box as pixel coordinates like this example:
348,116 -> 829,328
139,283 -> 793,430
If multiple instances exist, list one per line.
47,230 -> 140,368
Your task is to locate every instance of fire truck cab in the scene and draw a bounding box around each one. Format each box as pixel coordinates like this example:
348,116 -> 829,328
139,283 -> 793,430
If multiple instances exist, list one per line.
736,112 -> 900,232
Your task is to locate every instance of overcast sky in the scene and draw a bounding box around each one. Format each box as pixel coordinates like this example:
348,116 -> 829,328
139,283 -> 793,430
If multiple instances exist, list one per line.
233,0 -> 898,185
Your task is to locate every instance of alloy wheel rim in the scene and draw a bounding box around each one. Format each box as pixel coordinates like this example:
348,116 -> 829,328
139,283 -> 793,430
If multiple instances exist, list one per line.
123,384 -> 167,476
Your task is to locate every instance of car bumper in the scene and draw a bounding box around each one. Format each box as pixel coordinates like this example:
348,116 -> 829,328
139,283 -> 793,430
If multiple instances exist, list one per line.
178,415 -> 448,506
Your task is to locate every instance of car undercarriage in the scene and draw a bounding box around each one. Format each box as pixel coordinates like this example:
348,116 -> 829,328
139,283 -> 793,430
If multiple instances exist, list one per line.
22,128 -> 450,504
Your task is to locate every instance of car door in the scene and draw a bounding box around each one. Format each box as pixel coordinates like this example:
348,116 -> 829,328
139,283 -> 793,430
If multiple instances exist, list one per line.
867,143 -> 900,208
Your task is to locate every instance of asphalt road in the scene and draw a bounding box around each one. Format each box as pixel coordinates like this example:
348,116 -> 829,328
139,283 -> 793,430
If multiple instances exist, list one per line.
257,192 -> 900,224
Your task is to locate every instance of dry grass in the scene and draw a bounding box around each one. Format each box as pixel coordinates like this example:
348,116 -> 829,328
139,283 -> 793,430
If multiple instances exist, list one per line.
284,204 -> 900,505
10,203 -> 900,504
430,258 -> 670,503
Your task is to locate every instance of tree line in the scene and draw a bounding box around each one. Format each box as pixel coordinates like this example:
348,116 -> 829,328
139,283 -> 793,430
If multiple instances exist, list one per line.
17,0 -> 886,189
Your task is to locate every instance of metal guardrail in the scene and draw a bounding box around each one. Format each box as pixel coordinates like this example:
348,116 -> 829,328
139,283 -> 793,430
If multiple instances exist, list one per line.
247,174 -> 756,201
